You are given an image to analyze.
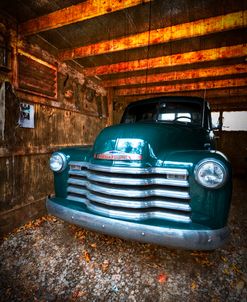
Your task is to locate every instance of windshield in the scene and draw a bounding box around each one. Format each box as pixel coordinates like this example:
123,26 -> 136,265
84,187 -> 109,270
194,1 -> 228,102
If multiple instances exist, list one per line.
122,101 -> 203,126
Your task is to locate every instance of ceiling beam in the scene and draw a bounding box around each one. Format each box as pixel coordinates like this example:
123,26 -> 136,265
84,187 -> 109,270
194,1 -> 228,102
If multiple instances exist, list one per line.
84,44 -> 247,76
115,78 -> 247,96
59,10 -> 246,61
210,96 -> 247,105
117,87 -> 247,103
115,96 -> 247,109
19,0 -> 152,36
210,97 -> 247,111
102,64 -> 247,87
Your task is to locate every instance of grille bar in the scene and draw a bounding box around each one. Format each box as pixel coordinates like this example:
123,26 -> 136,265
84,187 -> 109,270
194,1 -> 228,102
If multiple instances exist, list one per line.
67,191 -> 191,211
69,161 -> 188,176
66,161 -> 191,223
67,194 -> 191,223
68,170 -> 189,187
67,182 -> 189,199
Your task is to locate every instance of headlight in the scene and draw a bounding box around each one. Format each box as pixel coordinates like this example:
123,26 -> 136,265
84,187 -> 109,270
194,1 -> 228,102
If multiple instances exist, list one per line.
195,159 -> 227,189
49,152 -> 67,172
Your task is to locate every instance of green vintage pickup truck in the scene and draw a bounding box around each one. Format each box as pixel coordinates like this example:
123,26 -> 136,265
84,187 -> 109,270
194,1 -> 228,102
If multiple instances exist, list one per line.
46,96 -> 232,250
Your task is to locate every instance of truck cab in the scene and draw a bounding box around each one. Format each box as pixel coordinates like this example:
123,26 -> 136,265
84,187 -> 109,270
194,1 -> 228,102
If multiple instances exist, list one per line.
47,96 -> 232,250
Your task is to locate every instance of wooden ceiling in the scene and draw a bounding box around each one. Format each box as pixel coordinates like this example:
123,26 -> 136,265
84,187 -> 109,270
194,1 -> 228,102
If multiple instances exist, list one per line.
1,0 -> 247,108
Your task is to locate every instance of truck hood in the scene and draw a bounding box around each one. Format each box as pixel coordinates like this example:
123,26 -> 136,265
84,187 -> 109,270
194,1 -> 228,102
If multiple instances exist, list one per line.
92,122 -> 207,164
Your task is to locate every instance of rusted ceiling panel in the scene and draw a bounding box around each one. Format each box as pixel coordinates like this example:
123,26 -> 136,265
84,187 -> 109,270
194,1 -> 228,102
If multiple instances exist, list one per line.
115,78 -> 247,96
19,0 -> 152,36
102,64 -> 247,87
84,44 -> 247,76
59,11 -> 246,61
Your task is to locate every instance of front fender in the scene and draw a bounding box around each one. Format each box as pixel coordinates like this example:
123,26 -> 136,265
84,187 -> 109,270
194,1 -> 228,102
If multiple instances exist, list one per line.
162,150 -> 232,229
51,146 -> 92,198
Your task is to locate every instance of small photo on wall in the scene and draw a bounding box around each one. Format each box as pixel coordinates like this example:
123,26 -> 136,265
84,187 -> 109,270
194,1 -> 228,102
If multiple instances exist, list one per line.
19,103 -> 35,128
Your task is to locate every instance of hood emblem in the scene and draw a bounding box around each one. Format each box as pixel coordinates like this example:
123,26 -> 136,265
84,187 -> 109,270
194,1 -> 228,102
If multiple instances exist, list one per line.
94,150 -> 142,161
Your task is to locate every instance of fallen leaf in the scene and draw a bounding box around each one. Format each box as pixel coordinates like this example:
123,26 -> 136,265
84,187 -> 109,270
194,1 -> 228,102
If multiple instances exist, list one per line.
223,268 -> 230,275
72,290 -> 86,299
157,273 -> 168,283
84,251 -> 91,263
90,243 -> 97,249
101,260 -> 110,272
231,263 -> 241,274
74,230 -> 86,241
191,281 -> 197,290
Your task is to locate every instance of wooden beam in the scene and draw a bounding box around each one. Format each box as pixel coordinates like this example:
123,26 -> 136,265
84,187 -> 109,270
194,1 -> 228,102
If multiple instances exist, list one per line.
19,0 -> 152,36
113,96 -> 247,112
117,87 -> 247,103
84,44 -> 247,76
107,88 -> 114,126
59,10 -> 247,61
102,64 -> 247,87
210,97 -> 247,111
115,78 -> 247,96
209,96 -> 247,105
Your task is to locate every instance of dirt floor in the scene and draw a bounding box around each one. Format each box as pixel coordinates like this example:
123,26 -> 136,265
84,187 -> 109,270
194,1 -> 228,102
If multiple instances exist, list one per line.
0,178 -> 246,302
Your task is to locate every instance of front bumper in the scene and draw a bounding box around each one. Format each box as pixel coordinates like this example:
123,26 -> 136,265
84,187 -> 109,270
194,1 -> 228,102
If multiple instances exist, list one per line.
46,197 -> 229,250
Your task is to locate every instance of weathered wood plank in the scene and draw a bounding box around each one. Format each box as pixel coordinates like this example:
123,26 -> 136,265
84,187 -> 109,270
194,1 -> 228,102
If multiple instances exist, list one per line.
0,144 -> 91,158
84,44 -> 247,76
19,0 -> 152,36
115,78 -> 247,96
103,64 -> 247,87
119,88 -> 247,103
59,11 -> 247,61
17,50 -> 57,98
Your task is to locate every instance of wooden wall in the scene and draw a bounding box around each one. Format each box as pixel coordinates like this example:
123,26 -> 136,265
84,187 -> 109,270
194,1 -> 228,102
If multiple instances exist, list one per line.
0,14 -> 109,236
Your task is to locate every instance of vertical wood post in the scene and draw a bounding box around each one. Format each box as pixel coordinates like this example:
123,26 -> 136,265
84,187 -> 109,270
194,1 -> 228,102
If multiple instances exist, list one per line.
107,88 -> 114,126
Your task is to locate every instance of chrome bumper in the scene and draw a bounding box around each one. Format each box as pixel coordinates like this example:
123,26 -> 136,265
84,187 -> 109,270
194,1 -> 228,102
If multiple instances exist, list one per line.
46,197 -> 229,250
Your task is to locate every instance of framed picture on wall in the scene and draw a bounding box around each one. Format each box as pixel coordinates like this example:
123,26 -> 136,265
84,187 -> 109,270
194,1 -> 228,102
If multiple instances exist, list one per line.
19,102 -> 35,128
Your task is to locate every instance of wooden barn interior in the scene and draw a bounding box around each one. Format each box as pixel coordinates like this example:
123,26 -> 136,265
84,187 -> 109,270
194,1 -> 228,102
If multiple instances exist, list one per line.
0,0 -> 246,235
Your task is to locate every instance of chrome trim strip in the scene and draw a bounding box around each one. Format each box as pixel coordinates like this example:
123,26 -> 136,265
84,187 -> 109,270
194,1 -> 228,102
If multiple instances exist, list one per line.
67,192 -> 191,211
86,202 -> 191,223
47,197 -> 230,250
69,170 -> 87,177
67,194 -> 190,223
67,183 -> 190,199
68,172 -> 189,187
68,178 -> 87,186
67,195 -> 88,205
69,161 -> 188,176
67,186 -> 87,196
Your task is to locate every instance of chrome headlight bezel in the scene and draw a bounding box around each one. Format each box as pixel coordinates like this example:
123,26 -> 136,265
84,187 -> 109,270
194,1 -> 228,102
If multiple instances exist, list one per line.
49,152 -> 67,172
194,158 -> 227,189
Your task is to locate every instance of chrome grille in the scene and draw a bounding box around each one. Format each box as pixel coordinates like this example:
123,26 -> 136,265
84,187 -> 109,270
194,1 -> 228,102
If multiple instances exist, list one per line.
66,161 -> 191,223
